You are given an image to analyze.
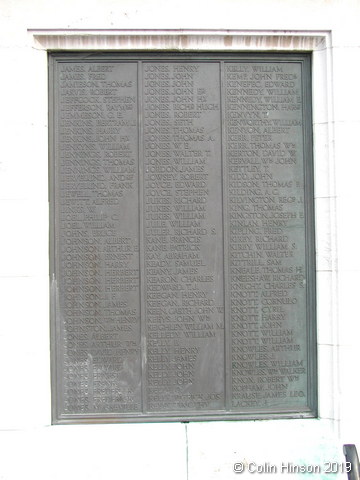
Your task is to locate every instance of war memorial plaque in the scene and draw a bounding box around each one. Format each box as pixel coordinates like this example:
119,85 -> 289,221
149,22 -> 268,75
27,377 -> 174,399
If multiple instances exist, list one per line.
50,53 -> 316,423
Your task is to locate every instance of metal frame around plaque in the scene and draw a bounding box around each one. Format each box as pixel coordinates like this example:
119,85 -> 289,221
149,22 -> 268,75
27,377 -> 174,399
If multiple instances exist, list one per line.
49,52 -> 317,424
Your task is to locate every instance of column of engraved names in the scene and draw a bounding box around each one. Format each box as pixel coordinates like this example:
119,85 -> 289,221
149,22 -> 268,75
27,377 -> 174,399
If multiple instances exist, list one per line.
224,62 -> 308,409
57,62 -> 141,415
142,62 -> 225,412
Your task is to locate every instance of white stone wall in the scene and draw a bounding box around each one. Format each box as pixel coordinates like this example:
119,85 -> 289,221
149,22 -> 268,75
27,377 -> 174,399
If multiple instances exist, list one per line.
0,1 -> 359,479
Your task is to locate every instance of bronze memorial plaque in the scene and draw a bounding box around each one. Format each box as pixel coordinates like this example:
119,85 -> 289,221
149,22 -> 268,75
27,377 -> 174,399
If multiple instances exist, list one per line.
49,53 -> 316,423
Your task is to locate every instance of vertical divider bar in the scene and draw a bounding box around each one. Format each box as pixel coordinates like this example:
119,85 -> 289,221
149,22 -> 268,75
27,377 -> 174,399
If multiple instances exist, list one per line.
220,61 -> 231,411
302,56 -> 317,413
49,55 -> 59,422
138,60 -> 147,414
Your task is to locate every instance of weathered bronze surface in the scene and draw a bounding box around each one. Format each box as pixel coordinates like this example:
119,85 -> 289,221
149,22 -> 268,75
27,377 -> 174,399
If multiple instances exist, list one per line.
50,53 -> 317,423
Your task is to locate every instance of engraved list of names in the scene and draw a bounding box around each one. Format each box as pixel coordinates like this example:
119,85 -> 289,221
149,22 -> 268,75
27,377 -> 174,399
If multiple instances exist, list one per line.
50,54 -> 316,423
